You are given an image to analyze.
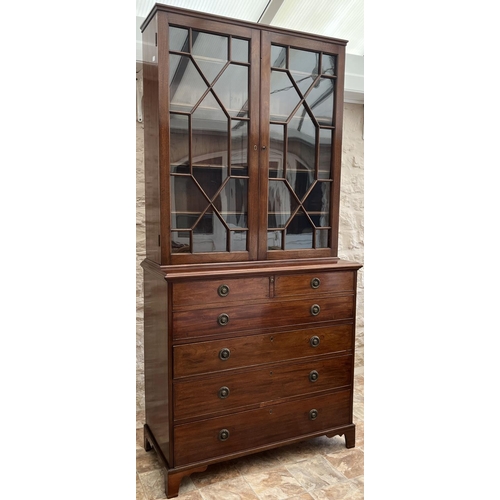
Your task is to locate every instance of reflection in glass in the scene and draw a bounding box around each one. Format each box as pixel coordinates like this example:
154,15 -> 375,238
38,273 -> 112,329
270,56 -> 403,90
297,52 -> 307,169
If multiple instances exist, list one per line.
169,26 -> 189,52
192,91 -> 228,168
268,180 -> 297,228
285,208 -> 314,249
271,45 -> 286,68
269,124 -> 284,178
170,113 -> 189,167
322,54 -> 336,76
170,176 -> 210,229
192,209 -> 227,253
213,64 -> 249,117
214,178 -> 248,229
319,128 -> 332,179
193,164 -> 227,200
289,48 -> 319,78
230,230 -> 247,251
231,121 -> 248,175
169,54 -> 207,112
270,70 -> 301,121
303,182 -> 330,227
316,229 -> 329,248
287,105 -> 316,200
171,231 -> 190,253
193,31 -> 228,85
232,38 -> 249,63
306,77 -> 335,126
268,230 -> 283,250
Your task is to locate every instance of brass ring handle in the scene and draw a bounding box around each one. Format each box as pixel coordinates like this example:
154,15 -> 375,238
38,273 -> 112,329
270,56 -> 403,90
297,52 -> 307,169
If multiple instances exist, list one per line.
218,284 -> 230,297
218,386 -> 230,399
309,370 -> 319,382
311,277 -> 321,289
219,348 -> 231,360
310,304 -> 320,316
310,336 -> 320,347
309,409 -> 318,420
218,313 -> 230,326
219,429 -> 230,441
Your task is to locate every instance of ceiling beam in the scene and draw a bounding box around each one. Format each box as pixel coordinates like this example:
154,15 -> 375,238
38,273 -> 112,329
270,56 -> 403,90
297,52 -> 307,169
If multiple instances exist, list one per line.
258,0 -> 285,24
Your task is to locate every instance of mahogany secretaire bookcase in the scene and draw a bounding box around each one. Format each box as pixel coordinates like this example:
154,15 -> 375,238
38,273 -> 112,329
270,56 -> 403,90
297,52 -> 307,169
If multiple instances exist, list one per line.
140,4 -> 362,497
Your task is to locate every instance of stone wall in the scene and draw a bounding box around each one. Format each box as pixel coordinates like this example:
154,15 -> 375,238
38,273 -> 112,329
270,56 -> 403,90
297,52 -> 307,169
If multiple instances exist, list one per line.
136,103 -> 364,425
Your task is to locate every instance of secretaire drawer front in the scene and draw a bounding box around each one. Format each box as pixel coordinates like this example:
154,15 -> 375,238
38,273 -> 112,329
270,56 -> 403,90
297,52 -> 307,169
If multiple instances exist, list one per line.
174,354 -> 352,420
172,295 -> 355,339
275,271 -> 355,298
172,277 -> 269,310
173,324 -> 353,378
173,389 -> 351,466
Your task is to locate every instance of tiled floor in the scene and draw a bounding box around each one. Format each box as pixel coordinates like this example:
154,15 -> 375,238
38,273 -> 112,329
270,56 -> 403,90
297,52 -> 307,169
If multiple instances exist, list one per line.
137,338 -> 364,500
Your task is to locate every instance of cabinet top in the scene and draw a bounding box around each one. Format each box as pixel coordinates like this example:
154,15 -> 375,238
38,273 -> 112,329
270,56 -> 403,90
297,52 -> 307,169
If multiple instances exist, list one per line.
140,3 -> 348,46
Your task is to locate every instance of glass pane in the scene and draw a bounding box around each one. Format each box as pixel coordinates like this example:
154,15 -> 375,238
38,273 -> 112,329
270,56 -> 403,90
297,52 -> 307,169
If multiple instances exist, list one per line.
287,105 -> 316,200
192,31 -> 228,84
192,209 -> 227,253
270,70 -> 301,121
171,231 -> 190,253
285,208 -> 314,249
268,230 -> 283,250
271,45 -> 286,68
306,77 -> 335,126
319,128 -> 332,179
230,230 -> 247,251
268,180 -> 297,228
316,229 -> 329,248
303,182 -> 331,227
170,113 -> 189,167
290,70 -> 317,97
322,53 -> 336,76
213,64 -> 249,117
193,164 -> 228,200
169,26 -> 189,52
192,91 -> 228,168
170,176 -> 210,229
169,54 -> 207,112
231,121 -> 248,176
289,48 -> 319,79
269,124 -> 284,178
232,38 -> 249,63
214,178 -> 248,229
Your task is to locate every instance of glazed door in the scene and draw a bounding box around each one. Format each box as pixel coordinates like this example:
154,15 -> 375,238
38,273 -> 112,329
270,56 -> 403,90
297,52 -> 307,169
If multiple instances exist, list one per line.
258,31 -> 345,260
165,13 -> 261,264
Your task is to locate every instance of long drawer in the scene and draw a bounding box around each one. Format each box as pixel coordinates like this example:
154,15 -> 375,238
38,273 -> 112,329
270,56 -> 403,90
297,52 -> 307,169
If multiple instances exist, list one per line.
173,324 -> 353,378
172,294 -> 354,339
173,354 -> 352,420
173,389 -> 351,466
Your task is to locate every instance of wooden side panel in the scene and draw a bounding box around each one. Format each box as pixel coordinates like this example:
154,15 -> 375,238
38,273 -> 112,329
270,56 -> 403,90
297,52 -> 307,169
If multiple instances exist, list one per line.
142,16 -> 161,263
143,267 -> 171,465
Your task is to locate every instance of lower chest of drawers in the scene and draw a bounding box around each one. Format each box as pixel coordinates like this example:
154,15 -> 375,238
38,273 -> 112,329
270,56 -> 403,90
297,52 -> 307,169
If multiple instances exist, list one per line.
170,269 -> 358,466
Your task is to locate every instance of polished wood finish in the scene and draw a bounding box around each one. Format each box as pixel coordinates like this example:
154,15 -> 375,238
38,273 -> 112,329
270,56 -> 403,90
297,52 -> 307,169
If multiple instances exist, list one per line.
140,5 -> 361,498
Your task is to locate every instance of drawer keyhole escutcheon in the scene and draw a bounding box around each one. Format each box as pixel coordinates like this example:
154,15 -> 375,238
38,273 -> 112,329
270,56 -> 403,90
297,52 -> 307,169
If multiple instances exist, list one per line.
311,277 -> 321,289
219,348 -> 231,360
310,304 -> 320,316
219,429 -> 230,441
309,370 -> 319,382
218,313 -> 230,326
218,284 -> 230,297
310,336 -> 320,347
218,386 -> 230,399
309,409 -> 318,420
